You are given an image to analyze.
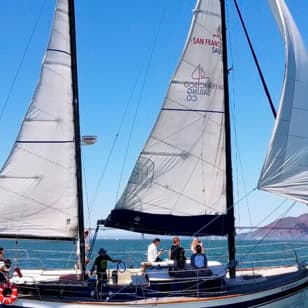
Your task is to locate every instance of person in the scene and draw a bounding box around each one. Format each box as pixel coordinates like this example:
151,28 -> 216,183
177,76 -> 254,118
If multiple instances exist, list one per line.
190,236 -> 204,254
90,248 -> 121,289
76,229 -> 91,269
147,238 -> 164,263
84,229 -> 90,255
191,244 -> 207,269
169,237 -> 186,270
0,247 -> 11,282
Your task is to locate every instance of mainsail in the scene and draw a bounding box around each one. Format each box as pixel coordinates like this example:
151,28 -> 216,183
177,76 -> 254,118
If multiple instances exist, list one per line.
106,0 -> 233,235
258,0 -> 308,204
0,0 -> 78,239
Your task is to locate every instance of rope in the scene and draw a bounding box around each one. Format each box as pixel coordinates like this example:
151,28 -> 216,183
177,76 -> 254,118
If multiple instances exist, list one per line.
0,1 -> 48,122
238,201 -> 297,263
233,0 -> 276,118
115,2 -> 169,201
192,188 -> 256,236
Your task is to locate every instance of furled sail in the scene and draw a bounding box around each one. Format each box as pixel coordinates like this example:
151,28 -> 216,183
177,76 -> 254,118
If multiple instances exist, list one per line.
0,0 -> 78,239
106,0 -> 233,236
258,0 -> 308,204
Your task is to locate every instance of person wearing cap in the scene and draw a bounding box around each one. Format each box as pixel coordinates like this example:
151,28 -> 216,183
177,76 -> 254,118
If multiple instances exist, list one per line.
90,248 -> 121,287
147,238 -> 164,263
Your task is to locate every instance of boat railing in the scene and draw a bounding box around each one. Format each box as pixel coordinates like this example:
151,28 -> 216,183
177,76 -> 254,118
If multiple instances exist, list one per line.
5,248 -> 77,269
4,241 -> 308,271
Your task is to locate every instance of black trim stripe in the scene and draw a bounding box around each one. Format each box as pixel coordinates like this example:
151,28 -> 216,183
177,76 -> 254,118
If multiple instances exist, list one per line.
16,140 -> 74,144
162,108 -> 224,114
47,48 -> 71,56
0,234 -> 75,241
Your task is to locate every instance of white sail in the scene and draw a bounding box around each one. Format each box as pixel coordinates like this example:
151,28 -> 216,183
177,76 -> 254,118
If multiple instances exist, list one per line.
0,0 -> 78,239
115,0 -> 226,219
258,0 -> 308,204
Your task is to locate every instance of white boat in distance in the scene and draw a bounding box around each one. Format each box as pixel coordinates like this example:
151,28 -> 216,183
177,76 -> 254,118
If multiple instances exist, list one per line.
0,0 -> 307,307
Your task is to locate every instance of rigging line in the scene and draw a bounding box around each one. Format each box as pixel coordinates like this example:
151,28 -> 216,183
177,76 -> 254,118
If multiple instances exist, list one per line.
0,0 -> 48,122
90,134 -> 118,207
230,77 -> 253,228
233,0 -> 276,118
147,109 -> 219,151
253,197 -> 288,229
81,152 -> 91,228
236,226 -> 308,230
170,155 -> 202,213
0,185 -> 68,215
115,2 -> 169,201
192,187 -> 256,236
90,55 -> 146,209
150,135 -> 224,171
168,120 -> 224,212
201,117 -> 206,207
225,0 -> 242,228
233,187 -> 256,205
15,145 -> 70,170
226,0 -> 254,230
238,201 -> 296,263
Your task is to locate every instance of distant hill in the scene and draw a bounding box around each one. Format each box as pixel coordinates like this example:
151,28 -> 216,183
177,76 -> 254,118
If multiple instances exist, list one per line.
239,213 -> 308,240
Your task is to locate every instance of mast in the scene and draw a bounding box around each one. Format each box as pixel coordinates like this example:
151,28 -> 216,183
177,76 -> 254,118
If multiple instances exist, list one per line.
68,0 -> 86,279
220,0 -> 236,279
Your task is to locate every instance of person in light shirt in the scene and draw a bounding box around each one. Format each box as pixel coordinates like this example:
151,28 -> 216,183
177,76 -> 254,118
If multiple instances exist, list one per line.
147,238 -> 164,263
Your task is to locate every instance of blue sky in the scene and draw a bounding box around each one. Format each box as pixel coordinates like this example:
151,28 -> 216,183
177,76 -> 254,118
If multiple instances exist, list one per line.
0,0 -> 307,238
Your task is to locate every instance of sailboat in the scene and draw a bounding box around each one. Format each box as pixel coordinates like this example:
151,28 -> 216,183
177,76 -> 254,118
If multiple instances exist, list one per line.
0,0 -> 307,306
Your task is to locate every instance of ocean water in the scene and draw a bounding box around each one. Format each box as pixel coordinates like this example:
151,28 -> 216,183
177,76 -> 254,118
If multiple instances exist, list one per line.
1,238 -> 308,272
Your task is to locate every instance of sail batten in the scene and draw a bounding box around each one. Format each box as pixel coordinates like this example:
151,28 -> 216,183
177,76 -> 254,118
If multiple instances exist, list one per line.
0,0 -> 78,240
105,0 -> 232,235
258,0 -> 308,204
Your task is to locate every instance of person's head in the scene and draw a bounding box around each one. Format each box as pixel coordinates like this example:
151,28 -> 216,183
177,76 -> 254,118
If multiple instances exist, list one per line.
84,229 -> 89,237
0,247 -> 3,257
173,236 -> 180,245
153,238 -> 160,247
196,244 -> 202,254
98,248 -> 107,255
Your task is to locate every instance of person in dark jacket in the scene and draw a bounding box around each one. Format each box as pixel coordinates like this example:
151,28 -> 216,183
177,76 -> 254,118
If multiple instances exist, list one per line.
169,237 -> 186,270
90,248 -> 120,286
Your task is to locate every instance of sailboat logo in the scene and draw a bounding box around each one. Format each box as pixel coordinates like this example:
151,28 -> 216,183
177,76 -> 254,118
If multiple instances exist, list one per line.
184,65 -> 212,101
192,65 -> 207,80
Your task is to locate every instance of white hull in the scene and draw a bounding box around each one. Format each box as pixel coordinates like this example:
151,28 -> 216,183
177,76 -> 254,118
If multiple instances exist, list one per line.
11,267 -> 308,307
12,281 -> 308,308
